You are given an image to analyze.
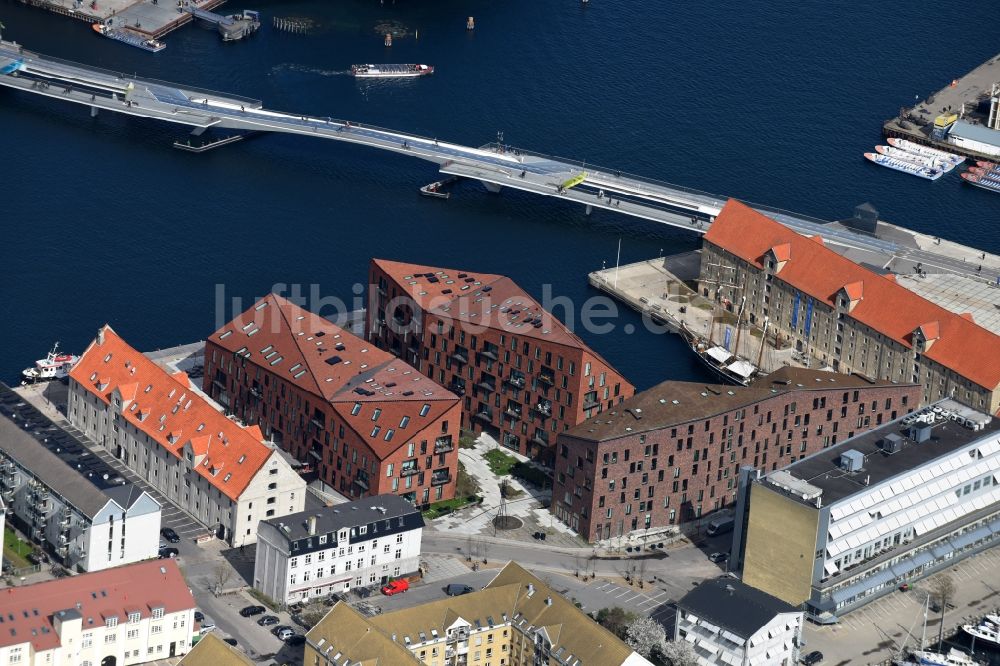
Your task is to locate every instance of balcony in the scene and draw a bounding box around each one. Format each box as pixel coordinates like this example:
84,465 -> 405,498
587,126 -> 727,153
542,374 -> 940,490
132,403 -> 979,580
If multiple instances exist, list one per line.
532,402 -> 552,418
450,351 -> 469,366
583,397 -> 601,410
531,433 -> 550,447
504,375 -> 525,389
537,369 -> 555,386
448,382 -> 466,397
476,380 -> 496,394
446,629 -> 470,643
310,417 -> 325,430
400,466 -> 421,477
434,437 -> 454,454
353,477 -> 369,491
472,410 -> 494,423
504,406 -> 523,419
431,472 -> 452,487
478,348 -> 498,362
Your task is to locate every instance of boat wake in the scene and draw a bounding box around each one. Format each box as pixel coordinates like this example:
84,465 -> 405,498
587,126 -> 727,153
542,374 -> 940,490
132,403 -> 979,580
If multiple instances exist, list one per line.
270,63 -> 351,77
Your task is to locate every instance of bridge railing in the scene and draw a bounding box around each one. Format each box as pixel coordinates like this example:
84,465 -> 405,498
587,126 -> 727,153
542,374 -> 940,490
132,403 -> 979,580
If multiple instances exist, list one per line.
19,47 -> 262,106
479,141 -> 849,227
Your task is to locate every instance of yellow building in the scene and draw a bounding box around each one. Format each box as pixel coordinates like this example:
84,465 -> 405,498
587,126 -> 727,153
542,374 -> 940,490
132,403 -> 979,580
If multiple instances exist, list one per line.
180,634 -> 255,666
305,562 -> 653,666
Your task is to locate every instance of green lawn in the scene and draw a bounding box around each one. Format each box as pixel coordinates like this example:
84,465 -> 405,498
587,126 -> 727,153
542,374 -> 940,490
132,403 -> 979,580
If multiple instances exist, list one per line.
422,496 -> 478,520
4,528 -> 33,569
484,448 -> 517,476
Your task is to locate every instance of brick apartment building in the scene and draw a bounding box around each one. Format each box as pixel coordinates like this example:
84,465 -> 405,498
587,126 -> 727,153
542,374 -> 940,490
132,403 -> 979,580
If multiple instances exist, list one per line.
366,259 -> 635,460
204,294 -> 463,506
551,367 -> 920,542
699,200 -> 1000,414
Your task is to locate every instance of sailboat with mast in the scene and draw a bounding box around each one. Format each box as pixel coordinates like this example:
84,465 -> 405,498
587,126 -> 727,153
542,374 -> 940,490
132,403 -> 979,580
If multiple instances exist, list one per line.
899,596 -> 982,666
681,296 -> 766,387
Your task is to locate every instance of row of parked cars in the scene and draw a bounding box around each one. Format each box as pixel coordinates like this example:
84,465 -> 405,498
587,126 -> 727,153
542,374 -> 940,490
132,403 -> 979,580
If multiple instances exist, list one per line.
239,605 -> 305,645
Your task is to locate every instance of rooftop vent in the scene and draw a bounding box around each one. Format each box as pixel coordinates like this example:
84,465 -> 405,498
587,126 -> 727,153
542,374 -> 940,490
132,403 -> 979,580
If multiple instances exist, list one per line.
908,423 -> 933,443
880,433 -> 904,454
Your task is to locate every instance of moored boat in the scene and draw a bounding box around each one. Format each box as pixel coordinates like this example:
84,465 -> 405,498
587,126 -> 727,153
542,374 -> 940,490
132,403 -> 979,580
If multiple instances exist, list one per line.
875,145 -> 957,171
961,171 -> 1000,194
886,137 -> 964,164
975,160 -> 997,170
350,64 -> 433,78
962,617 -> 1000,647
865,152 -> 943,180
22,342 -> 79,382
909,648 -> 981,666
92,23 -> 166,52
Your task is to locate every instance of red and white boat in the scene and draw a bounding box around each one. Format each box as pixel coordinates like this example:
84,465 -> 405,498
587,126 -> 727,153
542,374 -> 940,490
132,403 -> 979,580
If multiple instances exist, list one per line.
22,343 -> 79,381
350,64 -> 434,79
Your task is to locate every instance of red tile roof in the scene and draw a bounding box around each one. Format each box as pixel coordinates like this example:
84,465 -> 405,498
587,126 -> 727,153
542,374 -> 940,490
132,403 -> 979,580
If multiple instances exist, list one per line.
704,200 -> 1000,390
69,326 -> 276,501
0,559 -> 194,651
208,294 -> 460,459
372,259 -> 610,356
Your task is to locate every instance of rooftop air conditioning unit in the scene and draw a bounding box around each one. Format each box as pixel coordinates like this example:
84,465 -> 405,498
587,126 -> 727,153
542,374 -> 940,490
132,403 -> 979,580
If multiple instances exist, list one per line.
839,449 -> 865,473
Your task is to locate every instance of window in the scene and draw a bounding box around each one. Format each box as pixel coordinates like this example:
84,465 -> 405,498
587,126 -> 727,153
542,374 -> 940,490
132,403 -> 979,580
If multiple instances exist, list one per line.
151,625 -> 163,634
9,648 -> 22,664
152,608 -> 164,620
106,617 -> 119,628
82,634 -> 93,648
105,633 -> 117,644
127,629 -> 140,639
128,612 -> 141,624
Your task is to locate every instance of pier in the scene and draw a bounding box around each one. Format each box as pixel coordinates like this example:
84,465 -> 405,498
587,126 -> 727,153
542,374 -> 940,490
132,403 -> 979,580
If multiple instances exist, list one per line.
1,39 -> 999,291
16,0 -> 229,39
883,51 -> 1000,159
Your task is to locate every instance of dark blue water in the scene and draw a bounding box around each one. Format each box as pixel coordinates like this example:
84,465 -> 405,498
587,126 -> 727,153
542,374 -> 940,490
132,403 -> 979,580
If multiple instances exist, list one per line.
2,0 -> 998,389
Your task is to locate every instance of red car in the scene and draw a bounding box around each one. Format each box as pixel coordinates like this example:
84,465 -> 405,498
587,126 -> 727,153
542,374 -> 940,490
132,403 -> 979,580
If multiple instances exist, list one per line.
381,579 -> 409,596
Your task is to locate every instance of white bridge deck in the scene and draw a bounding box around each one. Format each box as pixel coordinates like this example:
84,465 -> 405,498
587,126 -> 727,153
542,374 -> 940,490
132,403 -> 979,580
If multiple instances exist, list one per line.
3,39 -> 998,285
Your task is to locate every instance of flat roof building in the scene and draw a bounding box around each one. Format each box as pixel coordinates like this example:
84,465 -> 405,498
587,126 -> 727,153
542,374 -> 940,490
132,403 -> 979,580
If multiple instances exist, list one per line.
205,293 -> 462,507
552,367 -> 919,542
675,578 -> 803,666
68,326 -> 306,546
305,561 -> 654,666
738,399 -> 1000,620
367,259 -> 635,460
0,386 -> 161,571
254,494 -> 423,602
699,200 -> 1000,415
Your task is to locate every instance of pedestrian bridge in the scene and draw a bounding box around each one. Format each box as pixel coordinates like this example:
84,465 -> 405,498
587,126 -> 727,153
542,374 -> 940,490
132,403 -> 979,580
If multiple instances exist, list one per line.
0,39 -> 895,254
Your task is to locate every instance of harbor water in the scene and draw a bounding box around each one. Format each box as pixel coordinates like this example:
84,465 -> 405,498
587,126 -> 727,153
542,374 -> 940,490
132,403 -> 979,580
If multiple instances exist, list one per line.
0,0 -> 998,388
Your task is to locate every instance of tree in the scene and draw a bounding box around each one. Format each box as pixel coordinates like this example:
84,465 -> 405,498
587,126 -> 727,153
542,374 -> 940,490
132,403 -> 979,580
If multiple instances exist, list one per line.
660,639 -> 699,666
928,574 -> 956,650
625,616 -> 666,658
212,562 -> 233,595
595,606 -> 636,640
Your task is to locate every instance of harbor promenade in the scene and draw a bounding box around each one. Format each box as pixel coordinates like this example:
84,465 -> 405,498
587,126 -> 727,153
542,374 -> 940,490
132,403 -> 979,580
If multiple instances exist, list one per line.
587,258 -> 803,375
883,51 -> 1000,158
16,0 -> 227,39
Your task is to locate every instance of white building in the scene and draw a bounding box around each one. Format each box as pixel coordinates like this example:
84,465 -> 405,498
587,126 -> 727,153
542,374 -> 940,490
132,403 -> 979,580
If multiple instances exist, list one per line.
67,326 -> 307,547
254,494 -> 423,604
675,578 -> 803,666
0,407 -> 161,572
947,120 -> 1000,156
0,558 -> 196,666
740,400 -> 1000,619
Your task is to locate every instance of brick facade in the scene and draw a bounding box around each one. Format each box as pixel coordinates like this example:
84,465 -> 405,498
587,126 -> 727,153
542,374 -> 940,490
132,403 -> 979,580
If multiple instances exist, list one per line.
551,368 -> 921,542
204,294 -> 462,507
366,259 -> 635,460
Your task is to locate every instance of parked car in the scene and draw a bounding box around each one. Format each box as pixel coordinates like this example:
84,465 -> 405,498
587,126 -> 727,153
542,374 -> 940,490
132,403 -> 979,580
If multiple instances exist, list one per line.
239,605 -> 265,617
801,650 -> 824,665
532,531 -> 546,541
158,547 -> 179,559
160,527 -> 180,544
285,634 -> 306,646
708,552 -> 728,564
222,638 -> 238,647
199,618 -> 216,633
273,625 -> 293,637
276,627 -> 295,641
446,584 -> 474,597
381,579 -> 409,596
257,615 -> 279,626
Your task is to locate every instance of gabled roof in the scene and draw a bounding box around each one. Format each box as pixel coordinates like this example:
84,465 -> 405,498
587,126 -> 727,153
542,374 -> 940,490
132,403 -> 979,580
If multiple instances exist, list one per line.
677,578 -> 797,641
69,326 -> 275,501
704,200 -> 1000,390
0,559 -> 194,651
208,294 -> 459,459
307,603 -> 418,665
842,281 -> 864,302
179,633 -> 255,666
373,259 -> 612,358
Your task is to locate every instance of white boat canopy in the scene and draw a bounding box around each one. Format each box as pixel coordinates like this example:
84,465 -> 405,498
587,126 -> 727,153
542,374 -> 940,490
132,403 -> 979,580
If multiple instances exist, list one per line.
726,360 -> 757,379
706,346 -> 733,364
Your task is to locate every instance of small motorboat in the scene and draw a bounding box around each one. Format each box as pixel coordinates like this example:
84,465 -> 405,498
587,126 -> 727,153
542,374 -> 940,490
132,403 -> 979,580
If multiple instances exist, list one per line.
419,176 -> 458,200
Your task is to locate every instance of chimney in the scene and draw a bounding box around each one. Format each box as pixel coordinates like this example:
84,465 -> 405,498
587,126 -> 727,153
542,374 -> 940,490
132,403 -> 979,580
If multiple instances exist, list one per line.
526,584 -> 535,597
307,515 -> 317,536
97,327 -> 105,346
544,597 -> 552,606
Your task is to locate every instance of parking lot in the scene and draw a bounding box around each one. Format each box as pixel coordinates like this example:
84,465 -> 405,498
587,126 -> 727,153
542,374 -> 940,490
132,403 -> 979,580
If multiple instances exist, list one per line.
804,546 -> 1000,665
